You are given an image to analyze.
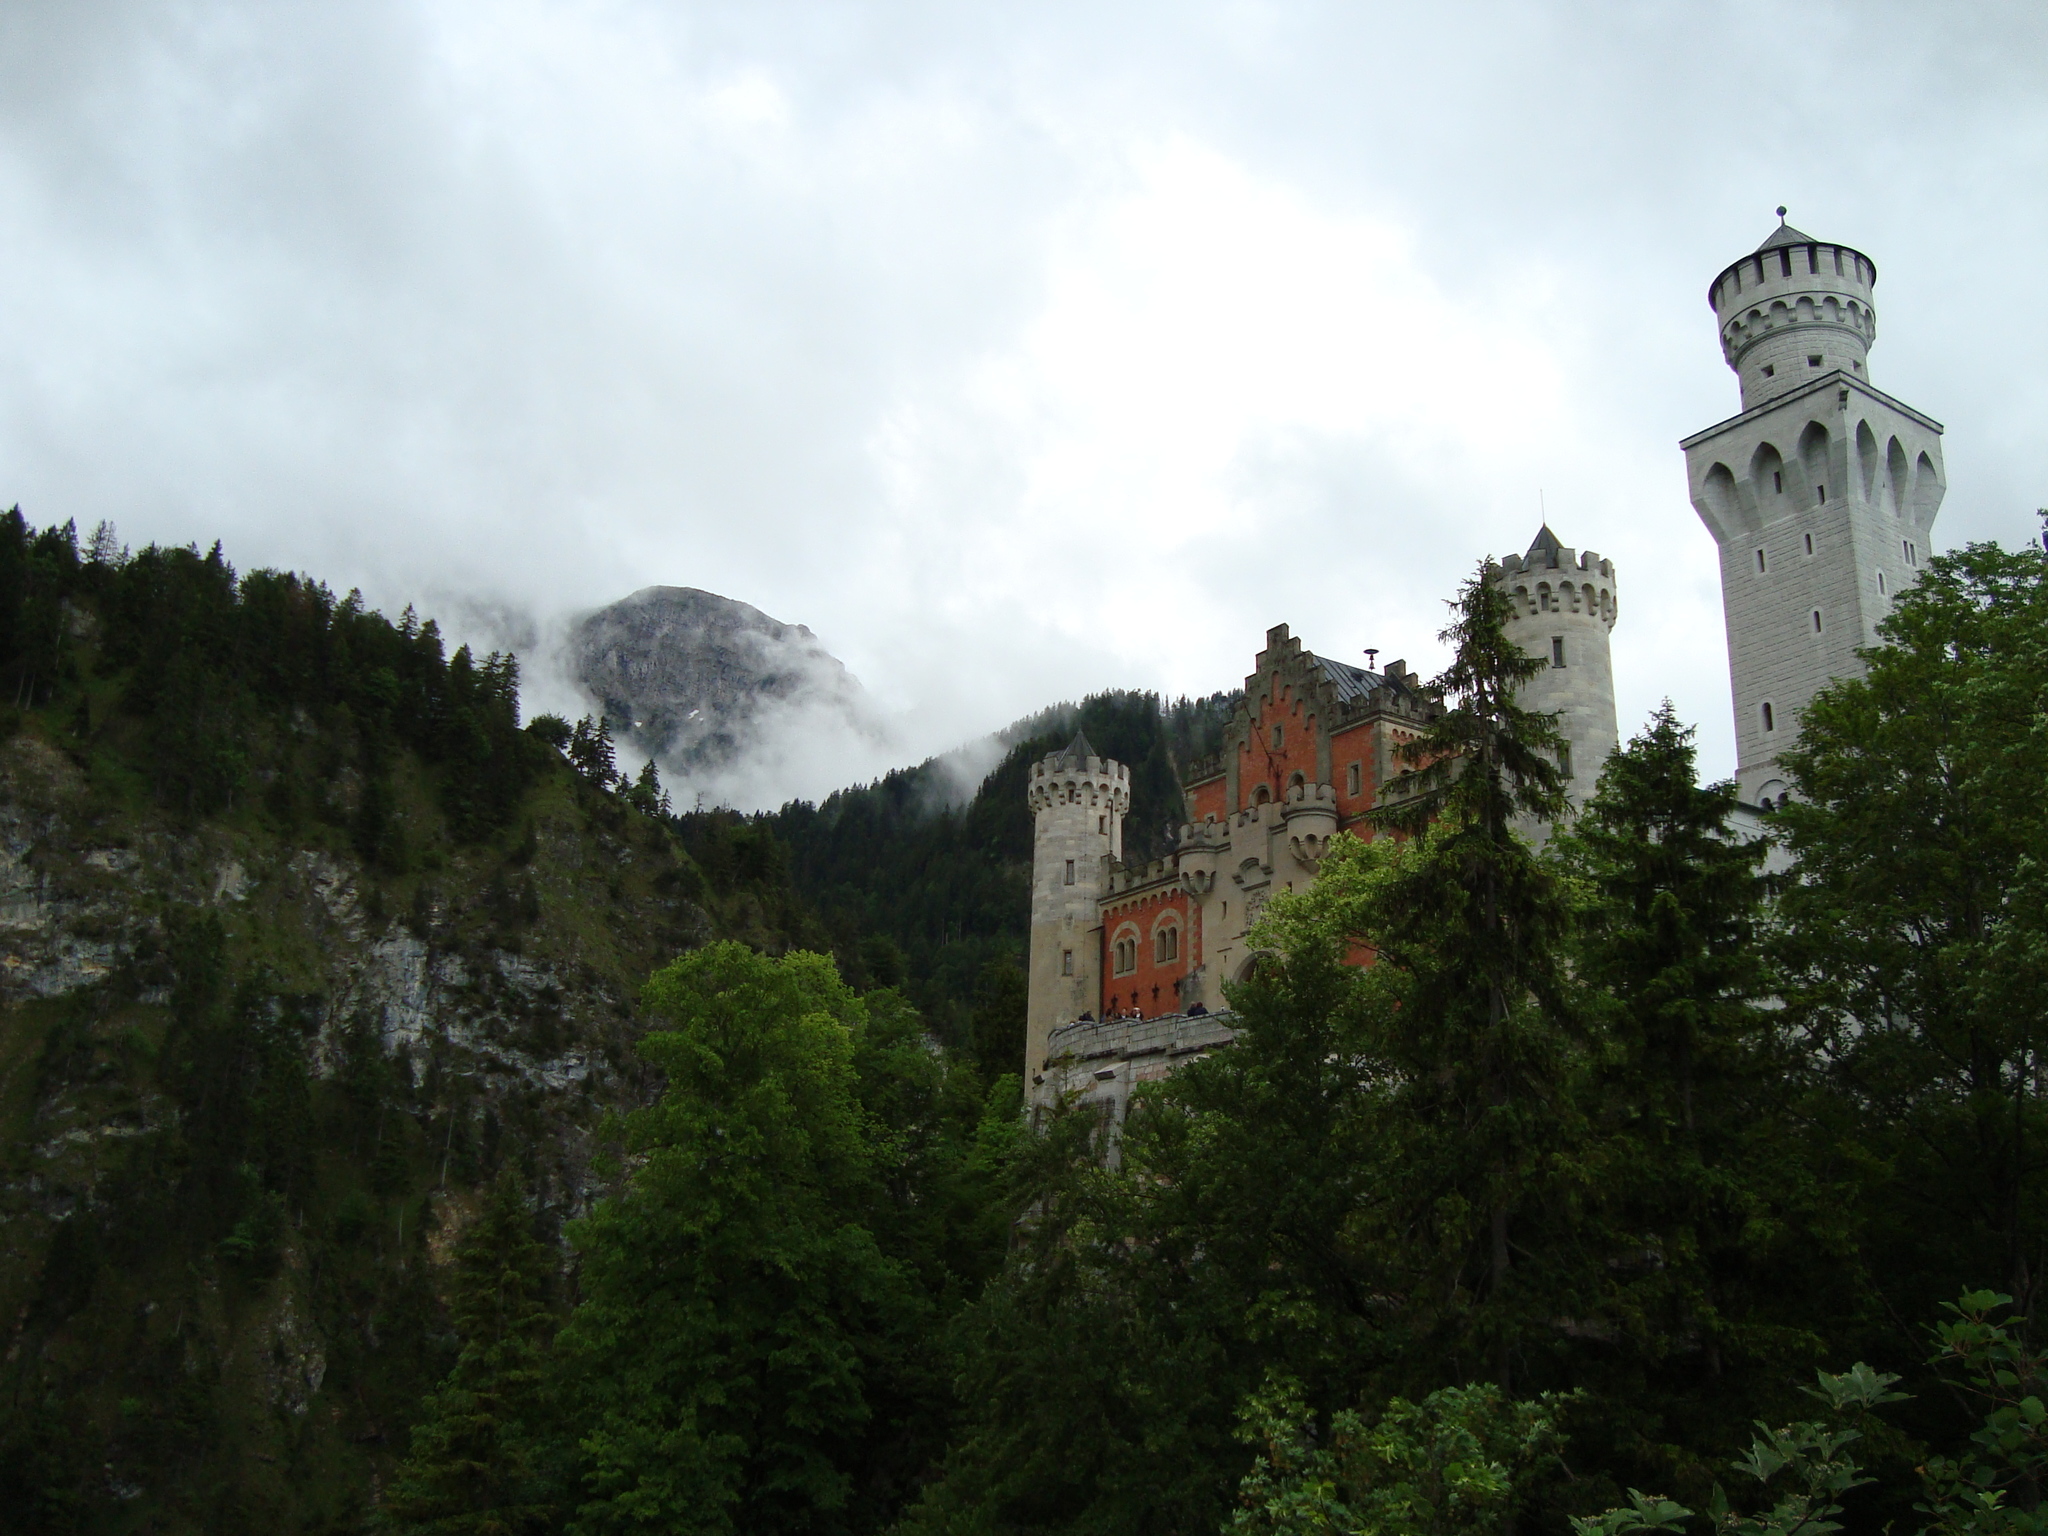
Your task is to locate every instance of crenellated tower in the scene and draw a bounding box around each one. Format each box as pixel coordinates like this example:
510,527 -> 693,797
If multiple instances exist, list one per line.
1681,213 -> 1945,806
1488,526 -> 1619,834
1025,733 -> 1129,1079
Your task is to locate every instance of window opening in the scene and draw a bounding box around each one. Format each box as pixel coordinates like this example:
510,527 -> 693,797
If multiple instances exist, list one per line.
1061,949 -> 1073,977
1877,571 -> 1886,595
1271,723 -> 1283,749
1780,249 -> 1792,277
1098,815 -> 1105,833
1550,636 -> 1566,668
1756,548 -> 1767,573
1558,743 -> 1573,779
1816,485 -> 1824,502
1812,609 -> 1823,633
1762,702 -> 1776,733
1808,355 -> 1822,367
1346,762 -> 1361,796
1763,364 -> 1776,378
1063,859 -> 1075,886
1804,533 -> 1814,554
1773,470 -> 1783,493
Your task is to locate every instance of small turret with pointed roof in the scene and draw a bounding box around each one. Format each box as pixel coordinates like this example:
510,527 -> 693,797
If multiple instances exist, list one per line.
1055,730 -> 1098,771
1707,206 -> 1880,412
1487,521 -> 1619,841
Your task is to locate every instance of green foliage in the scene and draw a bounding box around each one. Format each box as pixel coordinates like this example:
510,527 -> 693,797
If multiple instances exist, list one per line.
384,1169 -> 560,1536
1232,1375 -> 1569,1536
552,943 -> 1002,1535
1773,527 -> 2048,1324
1919,1292 -> 2048,1536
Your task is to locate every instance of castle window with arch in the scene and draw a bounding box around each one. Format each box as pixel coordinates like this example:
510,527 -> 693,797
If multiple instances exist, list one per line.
1154,924 -> 1179,964
1762,702 -> 1776,733
1112,933 -> 1138,977
1288,771 -> 1305,791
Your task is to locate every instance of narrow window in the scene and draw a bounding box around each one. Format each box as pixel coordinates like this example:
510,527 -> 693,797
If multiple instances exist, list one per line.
1804,532 -> 1814,554
1816,485 -> 1824,503
1812,609 -> 1823,633
1852,361 -> 1861,371
1550,636 -> 1566,668
1807,354 -> 1822,368
1833,248 -> 1843,275
1756,548 -> 1767,573
1807,245 -> 1818,274
1762,702 -> 1776,733
1763,364 -> 1776,378
1878,571 -> 1887,594
1779,249 -> 1792,277
1098,815 -> 1105,833
1773,470 -> 1783,493
1061,949 -> 1074,977
1063,859 -> 1075,886
1346,762 -> 1361,797
1557,743 -> 1573,779
1271,723 -> 1283,750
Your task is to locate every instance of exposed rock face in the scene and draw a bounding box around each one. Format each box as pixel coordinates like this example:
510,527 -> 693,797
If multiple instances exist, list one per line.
568,587 -> 865,773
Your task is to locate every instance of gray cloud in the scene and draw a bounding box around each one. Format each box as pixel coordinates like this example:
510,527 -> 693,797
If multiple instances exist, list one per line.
1,0 -> 2043,803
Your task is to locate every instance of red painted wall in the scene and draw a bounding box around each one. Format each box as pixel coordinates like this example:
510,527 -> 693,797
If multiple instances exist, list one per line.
1100,887 -> 1193,1018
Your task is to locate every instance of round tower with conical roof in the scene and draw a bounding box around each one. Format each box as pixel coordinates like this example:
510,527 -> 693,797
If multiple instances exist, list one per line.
1682,213 -> 1945,806
1711,213 -> 1880,411
1488,524 -> 1619,833
1024,733 -> 1128,1081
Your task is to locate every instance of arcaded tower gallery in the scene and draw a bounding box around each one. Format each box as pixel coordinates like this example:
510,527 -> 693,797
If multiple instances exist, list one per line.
1680,215 -> 1945,807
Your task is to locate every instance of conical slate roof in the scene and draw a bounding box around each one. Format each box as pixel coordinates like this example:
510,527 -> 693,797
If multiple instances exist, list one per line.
1756,219 -> 1816,251
1054,730 -> 1097,769
1527,523 -> 1563,561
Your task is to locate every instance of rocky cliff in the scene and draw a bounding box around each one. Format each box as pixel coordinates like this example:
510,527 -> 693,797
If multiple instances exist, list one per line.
567,586 -> 867,776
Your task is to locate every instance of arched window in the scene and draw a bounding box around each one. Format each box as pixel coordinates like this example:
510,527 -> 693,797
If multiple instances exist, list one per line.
1254,784 -> 1271,806
1153,921 -> 1179,964
1288,771 -> 1305,791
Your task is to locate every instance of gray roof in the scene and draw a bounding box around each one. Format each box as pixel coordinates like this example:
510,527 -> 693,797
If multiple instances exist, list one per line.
1756,220 -> 1817,251
1055,730 -> 1096,768
1527,522 -> 1563,561
1311,654 -> 1388,704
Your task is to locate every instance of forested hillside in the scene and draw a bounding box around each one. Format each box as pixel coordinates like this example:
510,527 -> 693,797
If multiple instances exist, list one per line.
0,513 -> 839,1529
6,507 -> 2048,1536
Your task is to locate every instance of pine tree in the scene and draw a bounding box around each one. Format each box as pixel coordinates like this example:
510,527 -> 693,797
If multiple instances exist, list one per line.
1360,564 -> 1578,1390
1552,704 -> 1821,1497
382,1170 -> 558,1535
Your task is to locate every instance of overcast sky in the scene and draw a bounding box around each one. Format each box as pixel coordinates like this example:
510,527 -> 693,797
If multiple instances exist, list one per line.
2,1 -> 2044,804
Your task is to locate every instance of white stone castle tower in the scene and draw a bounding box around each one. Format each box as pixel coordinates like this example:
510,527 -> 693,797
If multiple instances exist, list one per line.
1681,214 -> 1945,806
1489,525 -> 1620,826
1025,733 -> 1128,1079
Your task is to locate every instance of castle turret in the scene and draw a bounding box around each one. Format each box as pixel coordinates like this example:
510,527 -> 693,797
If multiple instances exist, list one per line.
1025,733 -> 1129,1079
1489,525 -> 1619,832
1681,214 -> 1945,806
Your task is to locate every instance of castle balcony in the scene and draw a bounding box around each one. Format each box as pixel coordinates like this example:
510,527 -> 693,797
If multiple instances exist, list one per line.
1032,1010 -> 1241,1136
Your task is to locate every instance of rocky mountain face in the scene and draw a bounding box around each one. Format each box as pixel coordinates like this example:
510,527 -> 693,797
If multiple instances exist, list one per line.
568,587 -> 866,776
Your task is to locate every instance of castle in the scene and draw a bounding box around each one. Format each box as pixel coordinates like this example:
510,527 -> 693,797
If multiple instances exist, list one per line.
1025,215 -> 1946,1116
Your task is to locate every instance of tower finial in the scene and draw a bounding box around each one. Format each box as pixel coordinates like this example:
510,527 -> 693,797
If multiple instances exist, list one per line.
1776,204 -> 1788,221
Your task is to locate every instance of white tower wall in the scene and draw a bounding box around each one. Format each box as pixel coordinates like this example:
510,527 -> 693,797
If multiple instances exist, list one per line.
1490,530 -> 1620,836
1682,221 -> 1945,805
1025,737 -> 1128,1080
